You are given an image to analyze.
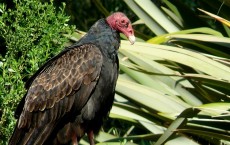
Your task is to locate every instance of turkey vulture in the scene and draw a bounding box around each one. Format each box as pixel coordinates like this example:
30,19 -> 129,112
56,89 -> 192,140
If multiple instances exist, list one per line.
9,12 -> 135,145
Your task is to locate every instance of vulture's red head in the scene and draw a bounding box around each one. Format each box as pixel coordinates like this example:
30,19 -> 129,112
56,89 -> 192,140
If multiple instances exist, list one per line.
106,12 -> 135,45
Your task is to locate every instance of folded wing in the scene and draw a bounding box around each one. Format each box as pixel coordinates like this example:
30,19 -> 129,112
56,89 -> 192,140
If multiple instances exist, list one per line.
9,44 -> 103,145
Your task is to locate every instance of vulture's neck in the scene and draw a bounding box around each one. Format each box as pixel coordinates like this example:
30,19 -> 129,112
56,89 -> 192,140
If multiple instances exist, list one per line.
77,19 -> 120,60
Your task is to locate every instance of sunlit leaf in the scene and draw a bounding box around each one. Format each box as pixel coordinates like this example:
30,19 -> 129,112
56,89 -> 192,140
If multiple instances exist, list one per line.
121,40 -> 230,81
198,8 -> 230,27
124,0 -> 180,35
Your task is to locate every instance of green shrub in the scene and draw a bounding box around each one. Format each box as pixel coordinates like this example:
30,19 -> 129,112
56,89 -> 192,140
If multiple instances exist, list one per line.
0,0 -> 73,144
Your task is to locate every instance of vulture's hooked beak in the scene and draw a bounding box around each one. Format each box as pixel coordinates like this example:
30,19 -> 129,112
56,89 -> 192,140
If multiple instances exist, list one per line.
128,35 -> 135,45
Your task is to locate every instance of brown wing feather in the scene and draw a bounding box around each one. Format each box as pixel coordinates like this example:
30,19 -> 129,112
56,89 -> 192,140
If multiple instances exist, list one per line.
9,44 -> 103,145
20,44 -> 102,127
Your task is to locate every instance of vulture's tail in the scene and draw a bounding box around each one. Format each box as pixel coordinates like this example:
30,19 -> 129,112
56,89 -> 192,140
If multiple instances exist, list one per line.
9,121 -> 56,145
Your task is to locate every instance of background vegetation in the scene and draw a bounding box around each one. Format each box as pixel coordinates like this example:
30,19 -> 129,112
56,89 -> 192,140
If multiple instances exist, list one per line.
0,0 -> 230,145
0,0 -> 73,143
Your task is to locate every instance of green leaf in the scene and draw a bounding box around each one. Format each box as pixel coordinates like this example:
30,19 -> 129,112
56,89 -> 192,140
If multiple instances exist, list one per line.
119,49 -> 203,106
147,27 -> 223,44
120,40 -> 230,81
116,78 -> 187,113
169,34 -> 230,48
161,0 -> 183,20
124,0 -> 180,35
165,136 -> 199,145
155,108 -> 200,145
178,129 -> 230,141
